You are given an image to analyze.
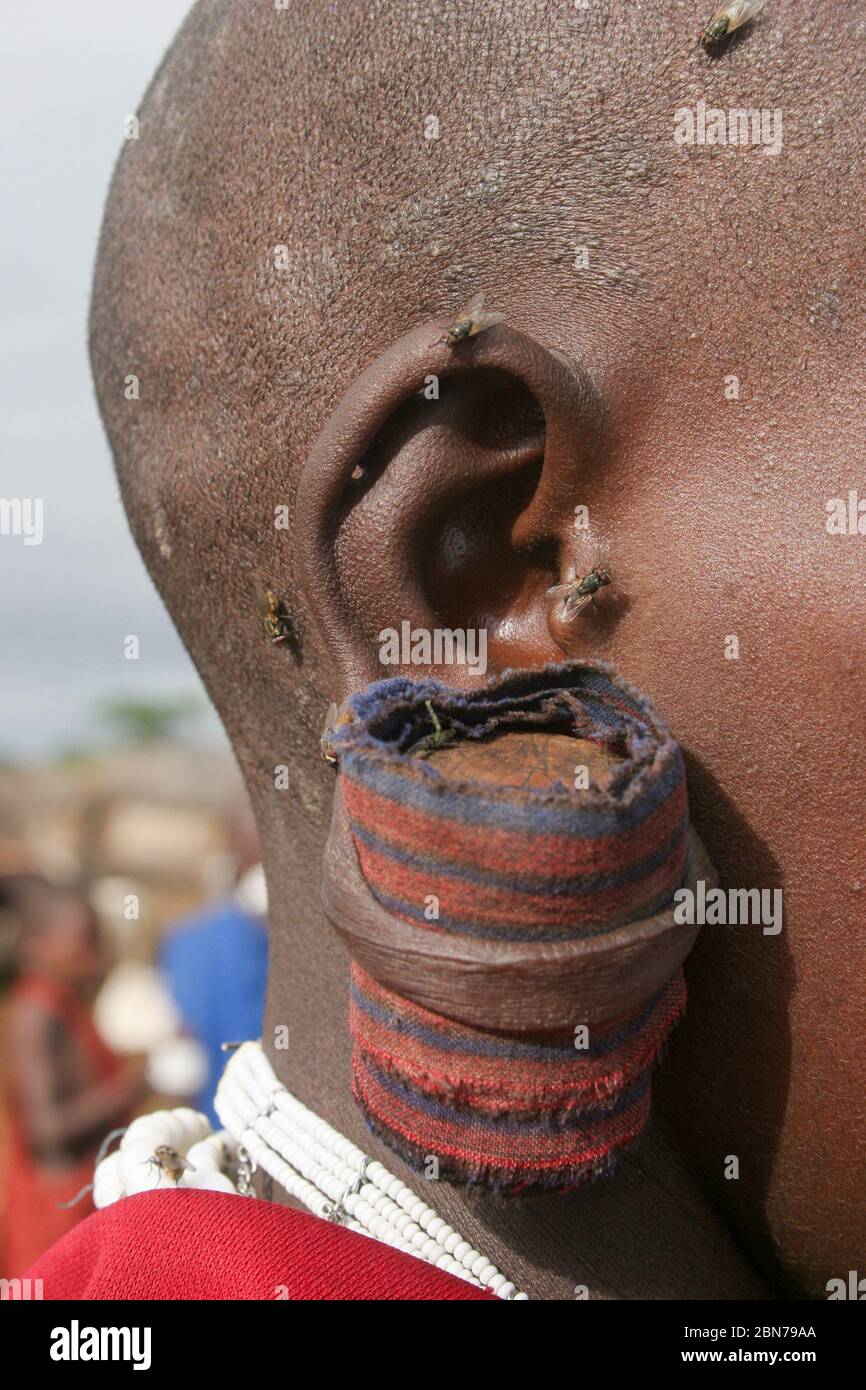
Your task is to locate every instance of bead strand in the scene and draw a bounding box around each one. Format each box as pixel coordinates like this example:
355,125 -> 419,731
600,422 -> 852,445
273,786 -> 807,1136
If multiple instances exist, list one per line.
215,1085 -> 345,1227
235,1048 -> 489,1278
220,1051 -> 482,1284
216,1042 -> 528,1299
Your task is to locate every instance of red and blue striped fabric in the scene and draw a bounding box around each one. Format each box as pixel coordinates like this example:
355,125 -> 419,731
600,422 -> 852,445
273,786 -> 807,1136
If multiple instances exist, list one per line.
329,662 -> 691,1193
350,965 -> 685,1194
334,663 -> 687,940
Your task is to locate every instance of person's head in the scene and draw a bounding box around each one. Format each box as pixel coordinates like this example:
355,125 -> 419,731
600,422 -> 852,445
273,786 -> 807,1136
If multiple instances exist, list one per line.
6,876 -> 107,987
89,1 -> 865,1295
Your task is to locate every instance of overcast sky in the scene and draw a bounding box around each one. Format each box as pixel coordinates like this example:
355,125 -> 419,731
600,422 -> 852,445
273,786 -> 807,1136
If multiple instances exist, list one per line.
0,0 -> 226,761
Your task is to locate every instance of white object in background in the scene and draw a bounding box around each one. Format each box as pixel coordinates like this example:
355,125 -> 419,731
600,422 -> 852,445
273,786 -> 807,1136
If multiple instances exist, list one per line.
234,862 -> 268,917
146,1035 -> 208,1098
93,960 -> 179,1054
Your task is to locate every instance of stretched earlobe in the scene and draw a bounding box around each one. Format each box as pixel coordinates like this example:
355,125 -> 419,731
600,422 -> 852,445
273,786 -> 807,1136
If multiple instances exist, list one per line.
295,303 -> 604,699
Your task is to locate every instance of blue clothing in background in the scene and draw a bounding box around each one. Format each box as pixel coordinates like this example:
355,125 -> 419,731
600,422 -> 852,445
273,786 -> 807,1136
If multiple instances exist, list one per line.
160,900 -> 268,1123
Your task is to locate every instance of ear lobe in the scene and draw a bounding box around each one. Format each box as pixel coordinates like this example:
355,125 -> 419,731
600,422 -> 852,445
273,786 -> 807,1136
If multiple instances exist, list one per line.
296,311 -> 603,698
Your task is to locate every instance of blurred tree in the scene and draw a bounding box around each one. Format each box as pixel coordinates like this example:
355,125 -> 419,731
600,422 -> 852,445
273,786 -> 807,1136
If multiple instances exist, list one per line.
97,695 -> 201,744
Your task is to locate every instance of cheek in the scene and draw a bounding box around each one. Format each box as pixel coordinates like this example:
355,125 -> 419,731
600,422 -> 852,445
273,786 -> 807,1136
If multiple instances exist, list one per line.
575,446 -> 866,1291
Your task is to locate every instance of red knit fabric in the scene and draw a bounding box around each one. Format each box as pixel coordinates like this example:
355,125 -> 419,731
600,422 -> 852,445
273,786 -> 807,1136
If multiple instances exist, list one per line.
23,1190 -> 497,1301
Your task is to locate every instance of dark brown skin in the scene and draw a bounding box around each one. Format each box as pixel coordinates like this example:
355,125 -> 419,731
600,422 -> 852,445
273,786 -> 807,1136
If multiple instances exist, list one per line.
90,1 -> 864,1298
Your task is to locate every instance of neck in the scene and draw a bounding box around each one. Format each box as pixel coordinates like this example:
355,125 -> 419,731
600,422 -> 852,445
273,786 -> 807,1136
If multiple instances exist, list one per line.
258,777 -> 769,1301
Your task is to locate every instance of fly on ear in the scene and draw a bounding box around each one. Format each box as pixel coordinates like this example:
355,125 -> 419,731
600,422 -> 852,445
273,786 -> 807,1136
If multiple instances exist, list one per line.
701,0 -> 765,49
547,568 -> 611,622
434,291 -> 504,348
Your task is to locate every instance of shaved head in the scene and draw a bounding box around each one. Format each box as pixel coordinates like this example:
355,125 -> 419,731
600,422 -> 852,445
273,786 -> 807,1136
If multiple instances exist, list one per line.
90,0 -> 866,1297
91,0 -> 862,762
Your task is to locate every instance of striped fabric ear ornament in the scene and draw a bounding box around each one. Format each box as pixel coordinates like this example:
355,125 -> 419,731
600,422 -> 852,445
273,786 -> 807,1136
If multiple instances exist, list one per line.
323,661 -> 700,1197
349,967 -> 685,1194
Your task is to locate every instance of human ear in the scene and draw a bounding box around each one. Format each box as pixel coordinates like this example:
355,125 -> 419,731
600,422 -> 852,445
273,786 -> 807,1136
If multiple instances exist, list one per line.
296,306 -> 605,697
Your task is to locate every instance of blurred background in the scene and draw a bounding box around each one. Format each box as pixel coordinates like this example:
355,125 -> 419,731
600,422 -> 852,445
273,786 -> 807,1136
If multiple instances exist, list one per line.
1,2 -> 268,1280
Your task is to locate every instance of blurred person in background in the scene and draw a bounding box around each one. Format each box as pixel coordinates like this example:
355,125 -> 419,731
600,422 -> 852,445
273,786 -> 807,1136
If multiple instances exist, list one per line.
1,876 -> 147,1275
159,803 -> 268,1123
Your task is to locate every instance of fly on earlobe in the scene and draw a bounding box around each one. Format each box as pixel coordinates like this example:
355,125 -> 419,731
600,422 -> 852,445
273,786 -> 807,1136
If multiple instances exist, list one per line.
547,565 -> 612,624
547,566 -> 614,654
545,527 -> 618,652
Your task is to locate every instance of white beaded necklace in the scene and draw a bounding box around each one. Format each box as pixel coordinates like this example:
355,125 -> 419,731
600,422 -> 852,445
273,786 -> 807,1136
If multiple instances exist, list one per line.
215,1042 -> 528,1300
92,1041 -> 527,1300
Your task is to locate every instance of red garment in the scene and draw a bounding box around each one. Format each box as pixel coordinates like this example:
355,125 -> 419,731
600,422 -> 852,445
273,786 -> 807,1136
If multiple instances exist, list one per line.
3,974 -> 123,1276
25,1189 -> 497,1300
